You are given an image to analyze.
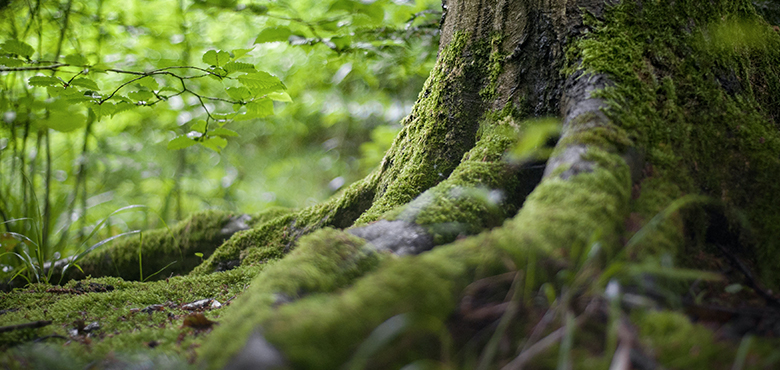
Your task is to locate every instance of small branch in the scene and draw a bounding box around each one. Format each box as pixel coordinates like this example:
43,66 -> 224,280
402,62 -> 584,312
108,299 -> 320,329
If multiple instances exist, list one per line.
0,64 -> 67,72
0,320 -> 52,333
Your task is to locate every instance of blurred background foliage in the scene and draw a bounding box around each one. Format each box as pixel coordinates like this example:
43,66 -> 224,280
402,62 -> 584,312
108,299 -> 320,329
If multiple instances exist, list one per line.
0,0 -> 440,281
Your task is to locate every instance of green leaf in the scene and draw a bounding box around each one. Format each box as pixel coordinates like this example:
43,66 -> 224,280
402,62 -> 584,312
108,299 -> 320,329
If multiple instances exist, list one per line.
191,120 -> 208,133
328,0 -> 354,12
112,102 -> 137,116
168,135 -> 197,150
43,113 -> 86,132
508,118 -> 561,162
226,87 -> 252,101
231,48 -> 254,60
70,77 -> 99,90
238,71 -> 285,95
255,26 -> 293,44
137,77 -> 159,91
90,102 -> 116,121
200,137 -> 228,153
59,89 -> 93,104
128,91 -> 155,102
267,91 -> 292,102
330,36 -> 352,50
356,4 -> 385,25
41,103 -> 86,132
46,85 -> 67,97
1,40 -> 34,58
64,54 -> 89,66
28,76 -> 63,87
246,99 -> 274,118
210,127 -> 238,137
0,56 -> 24,67
202,49 -> 230,67
223,61 -> 256,75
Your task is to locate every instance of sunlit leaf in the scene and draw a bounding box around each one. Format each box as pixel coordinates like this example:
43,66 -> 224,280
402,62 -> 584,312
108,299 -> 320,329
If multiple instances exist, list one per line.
226,87 -> 252,101
328,0 -> 354,12
112,102 -> 137,116
231,48 -> 254,60
128,91 -> 155,102
330,36 -> 352,51
255,26 -> 293,44
90,102 -> 116,121
246,99 -> 274,118
238,71 -> 285,95
70,77 -> 99,90
0,56 -> 24,67
508,118 -> 561,162
42,107 -> 87,132
64,54 -> 89,66
223,61 -> 256,75
28,76 -> 63,87
60,91 -> 93,104
267,91 -> 292,102
137,76 -> 159,91
1,40 -> 34,58
168,135 -> 197,150
356,4 -> 385,25
191,120 -> 208,133
200,137 -> 227,152
202,49 -> 230,67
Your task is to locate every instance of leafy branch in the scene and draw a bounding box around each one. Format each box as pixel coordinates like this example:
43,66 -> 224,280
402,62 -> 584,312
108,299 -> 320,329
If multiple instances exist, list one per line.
1,39 -> 291,153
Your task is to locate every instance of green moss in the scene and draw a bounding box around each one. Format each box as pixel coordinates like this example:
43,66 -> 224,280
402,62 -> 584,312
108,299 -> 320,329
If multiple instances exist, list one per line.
575,0 -> 780,286
504,147 -> 632,261
379,122 -> 523,244
0,264 -> 262,366
192,174 -> 378,274
479,34 -> 506,101
625,176 -> 685,260
250,233 -> 510,370
355,31 -> 495,224
635,310 -> 733,368
199,228 -> 383,369
60,210 -> 235,282
248,206 -> 296,227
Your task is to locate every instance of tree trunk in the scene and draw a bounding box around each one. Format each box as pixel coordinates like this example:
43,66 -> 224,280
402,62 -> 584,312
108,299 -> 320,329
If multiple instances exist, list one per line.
196,0 -> 780,368
3,0 -> 780,369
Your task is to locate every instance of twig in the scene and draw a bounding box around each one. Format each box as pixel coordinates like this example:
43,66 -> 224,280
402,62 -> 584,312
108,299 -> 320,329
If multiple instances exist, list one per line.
0,63 -> 67,72
0,320 -> 52,333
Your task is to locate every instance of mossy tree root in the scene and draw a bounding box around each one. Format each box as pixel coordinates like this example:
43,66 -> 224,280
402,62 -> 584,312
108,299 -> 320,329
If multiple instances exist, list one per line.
50,210 -> 245,282
200,64 -> 637,369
